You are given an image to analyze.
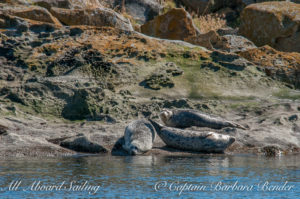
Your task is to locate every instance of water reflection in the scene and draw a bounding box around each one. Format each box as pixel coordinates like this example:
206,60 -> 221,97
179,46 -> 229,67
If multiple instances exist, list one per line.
0,154 -> 299,198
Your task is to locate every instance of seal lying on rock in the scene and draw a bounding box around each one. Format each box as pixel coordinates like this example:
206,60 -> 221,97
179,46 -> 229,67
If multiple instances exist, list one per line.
149,119 -> 235,153
160,109 -> 246,130
123,119 -> 156,155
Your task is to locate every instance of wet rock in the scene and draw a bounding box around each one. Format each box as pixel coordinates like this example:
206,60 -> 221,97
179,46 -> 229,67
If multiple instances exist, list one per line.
261,145 -> 282,157
141,8 -> 200,40
50,7 -> 133,31
59,134 -> 108,153
239,1 -> 300,52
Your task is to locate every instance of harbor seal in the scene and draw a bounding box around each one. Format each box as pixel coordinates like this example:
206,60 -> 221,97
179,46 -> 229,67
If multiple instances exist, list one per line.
159,109 -> 246,130
149,119 -> 235,153
122,119 -> 156,155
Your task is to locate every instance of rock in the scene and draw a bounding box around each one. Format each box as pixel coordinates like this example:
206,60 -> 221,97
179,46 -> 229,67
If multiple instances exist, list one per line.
0,124 -> 8,134
216,27 -> 238,36
113,0 -> 162,24
139,62 -> 183,90
164,62 -> 183,76
141,8 -> 201,40
50,7 -> 133,31
140,72 -> 175,90
2,0 -> 102,9
288,114 -> 298,122
62,89 -> 91,120
261,145 -> 282,157
32,0 -> 73,9
0,14 -> 29,33
185,29 -> 255,52
211,50 -> 250,71
239,1 -> 300,52
222,34 -> 256,53
178,0 -> 213,14
185,30 -> 228,51
0,5 -> 62,26
37,0 -> 102,9
178,0 -> 242,14
238,45 -> 300,88
59,134 -> 108,153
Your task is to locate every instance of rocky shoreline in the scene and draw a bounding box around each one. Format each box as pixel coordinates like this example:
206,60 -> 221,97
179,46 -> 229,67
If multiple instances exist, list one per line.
0,0 -> 299,157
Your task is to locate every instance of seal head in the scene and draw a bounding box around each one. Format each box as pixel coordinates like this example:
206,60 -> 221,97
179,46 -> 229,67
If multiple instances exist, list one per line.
123,119 -> 156,155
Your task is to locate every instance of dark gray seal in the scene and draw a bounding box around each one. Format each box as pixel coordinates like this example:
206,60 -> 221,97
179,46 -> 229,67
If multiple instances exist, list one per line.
123,119 -> 156,155
149,119 -> 235,153
159,109 -> 246,130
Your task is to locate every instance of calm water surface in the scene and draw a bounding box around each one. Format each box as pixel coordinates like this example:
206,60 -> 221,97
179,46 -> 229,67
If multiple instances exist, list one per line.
0,154 -> 299,198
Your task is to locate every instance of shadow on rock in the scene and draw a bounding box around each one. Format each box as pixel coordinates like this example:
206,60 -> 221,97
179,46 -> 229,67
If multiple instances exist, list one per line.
48,134 -> 108,153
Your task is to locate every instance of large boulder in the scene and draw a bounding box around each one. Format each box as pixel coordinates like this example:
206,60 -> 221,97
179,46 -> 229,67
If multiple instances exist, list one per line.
50,7 -> 133,31
0,5 -> 62,26
239,1 -> 300,52
141,8 -> 200,40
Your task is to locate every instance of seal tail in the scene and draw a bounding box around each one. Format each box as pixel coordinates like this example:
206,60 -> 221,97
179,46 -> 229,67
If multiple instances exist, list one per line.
148,119 -> 163,133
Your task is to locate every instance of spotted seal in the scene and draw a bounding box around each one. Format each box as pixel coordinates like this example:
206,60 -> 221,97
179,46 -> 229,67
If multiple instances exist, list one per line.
159,109 -> 246,130
122,119 -> 156,155
149,119 -> 235,153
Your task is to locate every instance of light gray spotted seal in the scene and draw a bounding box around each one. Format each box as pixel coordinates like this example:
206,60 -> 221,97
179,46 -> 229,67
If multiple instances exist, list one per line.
159,109 -> 246,130
149,119 -> 235,153
122,119 -> 156,155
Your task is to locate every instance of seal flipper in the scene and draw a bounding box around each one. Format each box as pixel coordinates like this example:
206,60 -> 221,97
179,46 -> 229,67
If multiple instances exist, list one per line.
229,122 -> 248,130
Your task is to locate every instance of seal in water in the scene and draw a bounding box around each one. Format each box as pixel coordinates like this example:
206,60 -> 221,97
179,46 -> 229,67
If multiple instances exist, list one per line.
123,119 -> 156,155
149,119 -> 235,153
159,109 -> 246,130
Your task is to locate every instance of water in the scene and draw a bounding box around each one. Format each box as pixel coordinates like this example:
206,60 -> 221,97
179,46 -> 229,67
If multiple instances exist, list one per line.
0,154 -> 299,198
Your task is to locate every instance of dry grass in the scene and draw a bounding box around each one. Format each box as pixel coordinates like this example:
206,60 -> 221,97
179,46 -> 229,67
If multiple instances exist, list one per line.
192,14 -> 226,33
161,0 -> 177,14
